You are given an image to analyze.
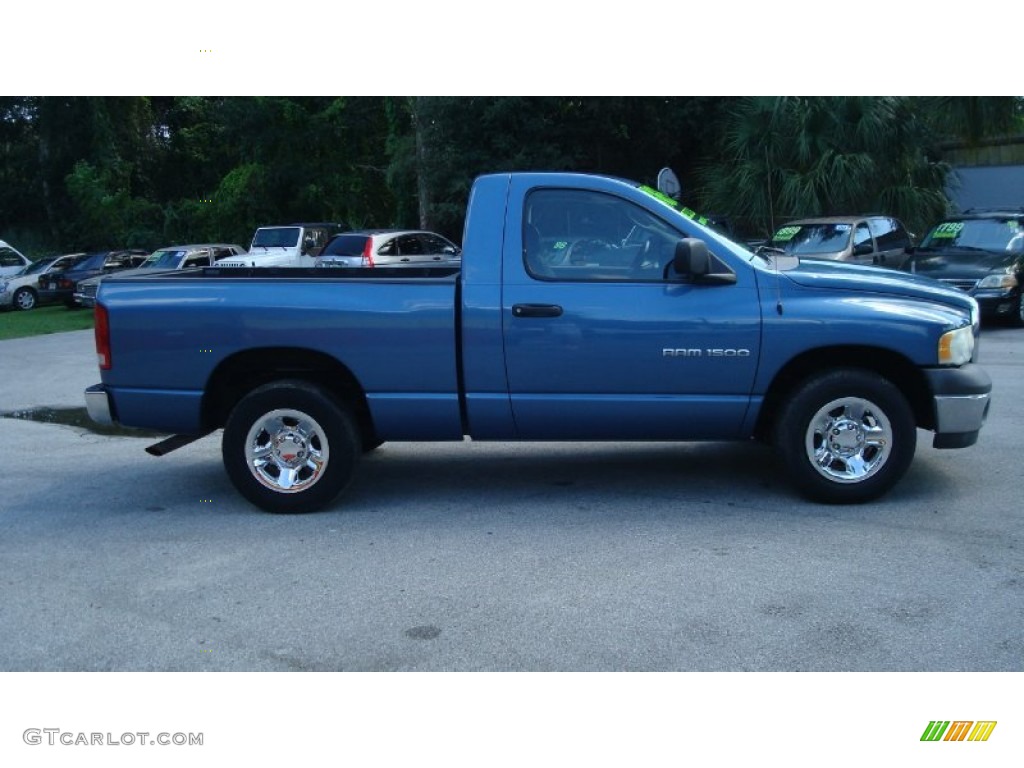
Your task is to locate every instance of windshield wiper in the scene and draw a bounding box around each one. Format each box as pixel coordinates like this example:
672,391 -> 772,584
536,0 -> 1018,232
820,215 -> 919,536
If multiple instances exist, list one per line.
752,245 -> 786,262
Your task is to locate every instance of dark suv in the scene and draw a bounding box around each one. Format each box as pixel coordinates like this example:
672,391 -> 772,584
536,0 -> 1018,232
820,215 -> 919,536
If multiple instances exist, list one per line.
902,209 -> 1024,326
38,249 -> 150,307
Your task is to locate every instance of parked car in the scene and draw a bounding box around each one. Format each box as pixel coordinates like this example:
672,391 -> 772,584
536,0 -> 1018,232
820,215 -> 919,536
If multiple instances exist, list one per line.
38,250 -> 150,307
767,216 -> 913,268
216,222 -> 347,268
0,240 -> 32,277
314,230 -> 461,269
0,253 -> 87,311
902,208 -> 1024,326
74,243 -> 246,308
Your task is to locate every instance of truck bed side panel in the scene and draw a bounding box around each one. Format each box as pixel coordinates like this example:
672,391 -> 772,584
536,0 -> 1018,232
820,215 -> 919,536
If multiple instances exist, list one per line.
100,276 -> 462,438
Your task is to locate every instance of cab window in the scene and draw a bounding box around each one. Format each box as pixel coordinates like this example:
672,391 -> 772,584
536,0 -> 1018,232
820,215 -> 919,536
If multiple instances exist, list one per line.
523,189 -> 684,282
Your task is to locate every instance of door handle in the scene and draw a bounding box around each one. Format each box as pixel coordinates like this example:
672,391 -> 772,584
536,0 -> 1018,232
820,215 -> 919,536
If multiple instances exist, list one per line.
512,304 -> 563,318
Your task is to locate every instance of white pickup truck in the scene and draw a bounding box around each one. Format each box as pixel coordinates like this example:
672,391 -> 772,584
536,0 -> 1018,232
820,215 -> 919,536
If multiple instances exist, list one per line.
216,222 -> 346,268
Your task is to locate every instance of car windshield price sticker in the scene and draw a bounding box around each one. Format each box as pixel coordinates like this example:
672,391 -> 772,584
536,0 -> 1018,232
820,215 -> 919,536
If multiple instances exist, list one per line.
774,226 -> 801,241
932,222 -> 964,238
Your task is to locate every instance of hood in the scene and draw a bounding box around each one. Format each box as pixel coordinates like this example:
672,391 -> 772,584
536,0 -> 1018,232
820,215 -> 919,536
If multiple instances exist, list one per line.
905,247 -> 1019,280
217,247 -> 298,267
782,257 -> 977,316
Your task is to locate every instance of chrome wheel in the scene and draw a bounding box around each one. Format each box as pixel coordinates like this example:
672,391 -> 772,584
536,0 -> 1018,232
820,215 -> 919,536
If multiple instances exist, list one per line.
244,408 -> 330,493
805,396 -> 892,484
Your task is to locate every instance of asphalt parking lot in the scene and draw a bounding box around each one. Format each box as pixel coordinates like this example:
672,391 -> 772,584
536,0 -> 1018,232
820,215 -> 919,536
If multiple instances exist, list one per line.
0,328 -> 1021,671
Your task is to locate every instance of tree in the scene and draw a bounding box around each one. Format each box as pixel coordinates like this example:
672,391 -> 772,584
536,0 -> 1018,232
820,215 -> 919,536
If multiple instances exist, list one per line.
696,96 -> 1023,239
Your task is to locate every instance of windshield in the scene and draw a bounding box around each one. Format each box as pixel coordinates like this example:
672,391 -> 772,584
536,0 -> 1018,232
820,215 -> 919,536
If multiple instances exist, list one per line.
141,250 -> 185,269
252,227 -> 301,248
634,184 -> 757,264
76,252 -> 111,271
769,223 -> 852,255
920,218 -> 1024,252
22,259 -> 54,276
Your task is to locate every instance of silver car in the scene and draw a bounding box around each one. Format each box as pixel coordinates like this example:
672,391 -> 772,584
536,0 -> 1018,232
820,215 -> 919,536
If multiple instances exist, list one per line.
768,216 -> 913,269
314,230 -> 460,269
74,243 -> 246,307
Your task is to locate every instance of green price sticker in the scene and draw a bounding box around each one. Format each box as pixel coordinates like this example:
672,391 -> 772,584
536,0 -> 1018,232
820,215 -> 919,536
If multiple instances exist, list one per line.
774,225 -> 801,242
931,222 -> 964,239
554,241 -> 568,250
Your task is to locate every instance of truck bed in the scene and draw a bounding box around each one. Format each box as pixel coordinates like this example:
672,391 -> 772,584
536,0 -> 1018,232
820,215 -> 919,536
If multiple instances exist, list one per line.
97,267 -> 463,437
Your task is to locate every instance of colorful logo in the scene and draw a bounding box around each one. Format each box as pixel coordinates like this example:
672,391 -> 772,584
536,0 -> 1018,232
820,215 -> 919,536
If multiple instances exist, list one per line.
921,721 -> 997,742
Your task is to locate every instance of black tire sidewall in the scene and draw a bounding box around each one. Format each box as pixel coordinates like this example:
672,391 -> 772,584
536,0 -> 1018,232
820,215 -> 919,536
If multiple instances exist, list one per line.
222,382 -> 359,513
775,369 -> 916,504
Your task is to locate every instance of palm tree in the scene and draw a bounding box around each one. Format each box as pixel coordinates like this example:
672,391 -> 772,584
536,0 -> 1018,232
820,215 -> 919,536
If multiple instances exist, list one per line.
697,96 -> 1018,238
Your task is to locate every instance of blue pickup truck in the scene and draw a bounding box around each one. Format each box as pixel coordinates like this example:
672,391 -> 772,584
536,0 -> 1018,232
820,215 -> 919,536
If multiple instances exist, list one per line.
85,172 -> 992,513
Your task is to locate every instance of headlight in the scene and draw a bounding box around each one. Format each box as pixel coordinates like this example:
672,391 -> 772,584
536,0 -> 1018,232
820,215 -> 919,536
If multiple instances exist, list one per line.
0,281 -> 8,293
938,325 -> 974,366
977,273 -> 1017,289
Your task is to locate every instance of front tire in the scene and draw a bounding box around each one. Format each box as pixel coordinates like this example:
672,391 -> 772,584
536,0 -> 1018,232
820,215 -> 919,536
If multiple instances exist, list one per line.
775,369 -> 916,503
13,287 -> 37,311
222,380 -> 360,513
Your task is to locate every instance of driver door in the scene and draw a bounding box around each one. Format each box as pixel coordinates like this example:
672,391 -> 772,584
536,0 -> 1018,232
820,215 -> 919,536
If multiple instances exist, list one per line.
501,184 -> 762,440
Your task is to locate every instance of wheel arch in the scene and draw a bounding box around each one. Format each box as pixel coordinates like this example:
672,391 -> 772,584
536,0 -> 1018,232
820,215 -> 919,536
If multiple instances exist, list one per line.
754,345 -> 934,439
202,347 -> 376,444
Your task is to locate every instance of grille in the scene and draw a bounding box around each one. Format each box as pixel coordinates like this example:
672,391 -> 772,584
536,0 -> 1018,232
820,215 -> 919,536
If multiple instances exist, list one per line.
939,278 -> 978,292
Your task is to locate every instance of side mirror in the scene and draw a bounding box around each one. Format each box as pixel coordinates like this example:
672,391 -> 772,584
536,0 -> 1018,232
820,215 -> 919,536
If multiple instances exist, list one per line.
671,238 -> 737,285
852,242 -> 873,257
673,238 -> 711,276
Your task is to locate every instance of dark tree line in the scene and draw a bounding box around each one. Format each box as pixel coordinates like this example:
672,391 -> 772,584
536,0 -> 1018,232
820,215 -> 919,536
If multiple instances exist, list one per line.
1,96 -> 1019,256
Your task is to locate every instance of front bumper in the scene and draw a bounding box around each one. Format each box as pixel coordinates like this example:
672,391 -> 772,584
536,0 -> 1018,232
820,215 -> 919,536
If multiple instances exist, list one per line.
73,288 -> 97,308
85,384 -> 114,425
923,364 -> 992,448
972,290 -> 1020,318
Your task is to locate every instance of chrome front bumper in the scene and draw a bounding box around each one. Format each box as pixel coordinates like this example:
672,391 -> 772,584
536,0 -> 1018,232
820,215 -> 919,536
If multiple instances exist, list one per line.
924,365 -> 992,449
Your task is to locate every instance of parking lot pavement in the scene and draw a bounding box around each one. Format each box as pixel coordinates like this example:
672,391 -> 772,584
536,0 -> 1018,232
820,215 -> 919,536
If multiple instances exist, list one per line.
0,329 -> 97,411
0,329 -> 1021,671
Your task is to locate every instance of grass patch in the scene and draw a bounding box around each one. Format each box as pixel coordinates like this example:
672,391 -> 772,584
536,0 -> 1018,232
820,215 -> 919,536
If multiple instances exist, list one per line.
0,304 -> 93,340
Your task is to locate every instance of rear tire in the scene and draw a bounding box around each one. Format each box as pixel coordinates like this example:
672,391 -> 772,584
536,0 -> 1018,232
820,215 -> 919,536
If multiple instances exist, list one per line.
222,380 -> 360,513
775,369 -> 916,504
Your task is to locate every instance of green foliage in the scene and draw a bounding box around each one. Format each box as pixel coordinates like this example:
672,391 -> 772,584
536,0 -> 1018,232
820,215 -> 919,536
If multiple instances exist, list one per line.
697,97 -> 955,238
1,96 -> 1021,253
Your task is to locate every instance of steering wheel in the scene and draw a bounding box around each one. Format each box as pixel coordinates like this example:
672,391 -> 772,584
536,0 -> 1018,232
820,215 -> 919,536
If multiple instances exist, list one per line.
566,238 -> 613,264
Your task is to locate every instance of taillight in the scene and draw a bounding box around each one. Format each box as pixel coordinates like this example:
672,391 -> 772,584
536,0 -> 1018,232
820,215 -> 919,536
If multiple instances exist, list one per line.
59,277 -> 74,289
362,238 -> 374,267
95,303 -> 111,370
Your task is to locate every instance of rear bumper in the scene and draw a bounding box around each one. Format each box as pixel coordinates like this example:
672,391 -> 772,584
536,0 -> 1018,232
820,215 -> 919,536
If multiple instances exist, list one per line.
85,384 -> 114,425
923,365 -> 992,448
